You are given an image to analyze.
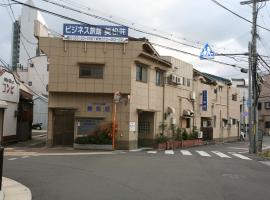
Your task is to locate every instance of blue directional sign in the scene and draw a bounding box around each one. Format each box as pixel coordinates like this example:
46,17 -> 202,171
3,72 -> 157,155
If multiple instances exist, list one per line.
202,90 -> 208,111
63,24 -> 129,43
200,43 -> 215,60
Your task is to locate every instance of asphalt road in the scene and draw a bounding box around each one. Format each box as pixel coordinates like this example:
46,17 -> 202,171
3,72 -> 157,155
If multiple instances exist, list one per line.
3,140 -> 270,200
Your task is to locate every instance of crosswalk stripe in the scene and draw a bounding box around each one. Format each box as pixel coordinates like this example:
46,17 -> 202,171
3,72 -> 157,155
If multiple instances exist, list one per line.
22,156 -> 30,158
211,151 -> 231,158
165,150 -> 174,155
196,151 -> 211,157
230,153 -> 251,160
8,158 -> 17,161
180,150 -> 192,156
147,151 -> 157,154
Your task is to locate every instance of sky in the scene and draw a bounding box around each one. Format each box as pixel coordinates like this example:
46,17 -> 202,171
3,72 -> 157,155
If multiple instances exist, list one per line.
1,0 -> 270,79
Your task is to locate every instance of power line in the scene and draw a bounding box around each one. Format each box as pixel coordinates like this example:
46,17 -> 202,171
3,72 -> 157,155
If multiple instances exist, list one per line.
210,0 -> 270,32
10,0 -> 250,72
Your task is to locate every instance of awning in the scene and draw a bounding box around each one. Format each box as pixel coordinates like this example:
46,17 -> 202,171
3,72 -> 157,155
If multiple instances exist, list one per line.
0,100 -> 8,109
183,109 -> 194,117
167,106 -> 175,114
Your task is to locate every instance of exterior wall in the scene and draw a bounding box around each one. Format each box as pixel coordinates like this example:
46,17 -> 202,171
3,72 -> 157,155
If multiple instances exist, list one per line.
39,38 -> 136,94
17,55 -> 48,95
231,79 -> 249,131
17,0 -> 39,69
40,38 -> 147,149
194,75 -> 240,142
0,68 -> 20,142
258,74 -> 270,135
3,102 -> 18,137
33,97 -> 48,129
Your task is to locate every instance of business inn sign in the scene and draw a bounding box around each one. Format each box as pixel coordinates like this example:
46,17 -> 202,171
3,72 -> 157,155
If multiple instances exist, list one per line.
63,24 -> 129,43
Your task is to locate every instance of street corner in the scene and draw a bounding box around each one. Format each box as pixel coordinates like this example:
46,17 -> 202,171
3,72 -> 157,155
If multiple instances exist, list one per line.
2,177 -> 32,200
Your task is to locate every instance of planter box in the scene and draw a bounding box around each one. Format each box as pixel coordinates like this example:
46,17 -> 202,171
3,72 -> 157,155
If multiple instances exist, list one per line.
74,143 -> 113,150
157,142 -> 167,150
182,139 -> 203,148
173,141 -> 182,149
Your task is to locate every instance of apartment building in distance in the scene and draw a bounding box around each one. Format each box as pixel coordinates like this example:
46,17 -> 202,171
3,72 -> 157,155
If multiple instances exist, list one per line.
231,78 -> 249,133
258,74 -> 270,135
193,71 -> 241,142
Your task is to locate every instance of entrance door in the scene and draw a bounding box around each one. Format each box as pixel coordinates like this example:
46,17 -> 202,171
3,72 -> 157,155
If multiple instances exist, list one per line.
138,111 -> 155,147
53,109 -> 75,146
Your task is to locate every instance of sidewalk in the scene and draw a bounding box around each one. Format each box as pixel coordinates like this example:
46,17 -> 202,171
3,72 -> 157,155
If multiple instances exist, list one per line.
1,177 -> 32,200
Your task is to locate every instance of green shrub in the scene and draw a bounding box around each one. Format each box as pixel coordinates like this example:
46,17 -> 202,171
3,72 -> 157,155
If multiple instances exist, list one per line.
156,134 -> 169,143
182,129 -> 188,140
174,128 -> 183,141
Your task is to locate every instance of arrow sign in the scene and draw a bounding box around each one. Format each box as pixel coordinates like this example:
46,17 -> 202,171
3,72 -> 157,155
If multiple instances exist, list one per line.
200,43 -> 215,60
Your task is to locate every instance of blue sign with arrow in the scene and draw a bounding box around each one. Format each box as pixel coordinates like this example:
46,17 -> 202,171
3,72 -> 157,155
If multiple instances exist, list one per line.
200,43 -> 215,60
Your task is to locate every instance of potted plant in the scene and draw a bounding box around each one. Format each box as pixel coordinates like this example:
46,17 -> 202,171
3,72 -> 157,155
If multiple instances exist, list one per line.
155,134 -> 168,150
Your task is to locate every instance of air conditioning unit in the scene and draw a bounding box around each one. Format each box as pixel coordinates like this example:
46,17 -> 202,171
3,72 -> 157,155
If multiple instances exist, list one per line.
169,74 -> 177,83
198,131 -> 203,139
177,77 -> 183,85
190,91 -> 196,100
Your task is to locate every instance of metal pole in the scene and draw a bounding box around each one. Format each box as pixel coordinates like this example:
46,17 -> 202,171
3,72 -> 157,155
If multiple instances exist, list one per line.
248,42 -> 253,153
112,103 -> 116,150
0,146 -> 4,191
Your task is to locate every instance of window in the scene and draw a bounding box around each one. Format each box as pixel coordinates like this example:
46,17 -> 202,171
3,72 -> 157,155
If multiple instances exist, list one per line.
77,118 -> 103,135
47,64 -> 49,71
138,121 -> 150,134
187,78 -> 191,87
232,118 -> 237,125
232,94 -> 237,101
182,77 -> 186,86
79,63 -> 104,79
258,102 -> 262,110
265,102 -> 270,109
46,84 -> 48,92
265,121 -> 270,128
28,81 -> 32,86
156,70 -> 164,86
136,64 -> 147,83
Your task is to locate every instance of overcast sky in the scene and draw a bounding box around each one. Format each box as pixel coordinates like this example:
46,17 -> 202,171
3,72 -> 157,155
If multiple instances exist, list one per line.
1,0 -> 270,79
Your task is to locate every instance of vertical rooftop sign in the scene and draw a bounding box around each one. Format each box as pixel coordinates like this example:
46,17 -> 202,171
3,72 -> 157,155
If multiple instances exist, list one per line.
63,24 -> 129,43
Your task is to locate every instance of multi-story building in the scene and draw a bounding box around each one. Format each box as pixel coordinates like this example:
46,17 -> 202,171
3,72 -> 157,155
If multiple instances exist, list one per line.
258,74 -> 270,135
38,34 -> 201,149
231,78 -> 249,133
193,71 -> 241,142
11,0 -> 51,129
38,32 -> 242,149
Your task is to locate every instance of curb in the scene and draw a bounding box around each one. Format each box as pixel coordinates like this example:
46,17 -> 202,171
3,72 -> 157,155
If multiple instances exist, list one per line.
2,177 -> 32,200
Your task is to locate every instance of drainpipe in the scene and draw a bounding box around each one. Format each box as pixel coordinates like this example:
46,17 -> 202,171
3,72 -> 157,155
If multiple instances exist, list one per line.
162,76 -> 165,135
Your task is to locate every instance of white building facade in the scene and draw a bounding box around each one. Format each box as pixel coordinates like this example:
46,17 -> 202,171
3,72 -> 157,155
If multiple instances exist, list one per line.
0,67 -> 19,143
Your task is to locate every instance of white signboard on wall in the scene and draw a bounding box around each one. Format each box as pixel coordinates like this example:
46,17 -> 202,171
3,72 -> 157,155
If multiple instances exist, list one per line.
129,122 -> 136,132
0,69 -> 19,103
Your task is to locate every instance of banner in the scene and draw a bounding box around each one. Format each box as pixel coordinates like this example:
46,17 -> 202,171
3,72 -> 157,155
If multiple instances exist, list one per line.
63,24 -> 128,43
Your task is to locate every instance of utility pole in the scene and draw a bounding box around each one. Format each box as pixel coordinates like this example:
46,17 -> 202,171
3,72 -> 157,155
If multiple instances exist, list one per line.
240,0 -> 270,153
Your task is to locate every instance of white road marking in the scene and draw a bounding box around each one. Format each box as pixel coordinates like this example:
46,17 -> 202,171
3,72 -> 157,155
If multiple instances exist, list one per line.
22,156 -> 29,158
180,150 -> 192,156
196,151 -> 211,157
8,158 -> 17,161
129,148 -> 152,152
211,151 -> 231,158
228,147 -> 248,150
230,153 -> 251,160
147,151 -> 157,154
165,150 -> 174,155
259,161 -> 270,167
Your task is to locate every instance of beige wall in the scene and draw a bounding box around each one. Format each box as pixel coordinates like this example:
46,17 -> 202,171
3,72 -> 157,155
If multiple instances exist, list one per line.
193,75 -> 240,141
